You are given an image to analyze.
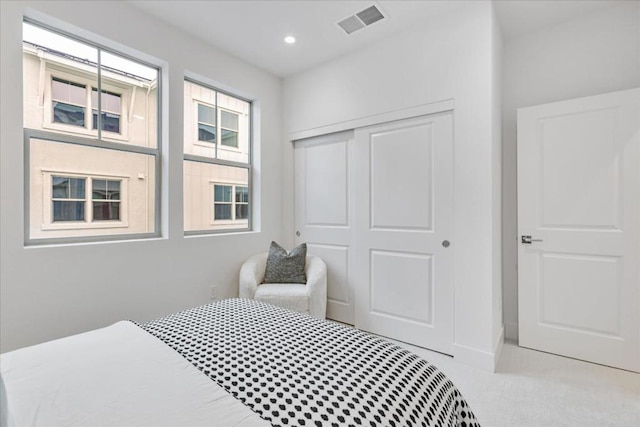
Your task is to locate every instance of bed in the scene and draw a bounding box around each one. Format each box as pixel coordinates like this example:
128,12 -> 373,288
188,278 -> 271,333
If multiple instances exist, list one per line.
1,298 -> 479,427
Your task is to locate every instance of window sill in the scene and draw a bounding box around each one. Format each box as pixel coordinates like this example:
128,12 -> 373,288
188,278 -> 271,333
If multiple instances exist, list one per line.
42,123 -> 129,143
41,221 -> 130,231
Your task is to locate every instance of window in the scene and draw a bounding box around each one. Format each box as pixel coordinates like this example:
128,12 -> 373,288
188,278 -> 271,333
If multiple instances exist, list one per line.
214,185 -> 233,220
92,89 -> 121,133
235,186 -> 249,219
92,179 -> 121,221
45,174 -> 125,227
23,21 -> 160,243
220,110 -> 239,148
52,176 -> 86,221
51,78 -> 86,127
184,79 -> 251,233
212,184 -> 247,221
197,103 -> 216,143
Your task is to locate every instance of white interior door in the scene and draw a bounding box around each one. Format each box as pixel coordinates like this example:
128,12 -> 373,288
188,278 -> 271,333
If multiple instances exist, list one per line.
352,113 -> 454,354
518,88 -> 640,372
294,131 -> 355,324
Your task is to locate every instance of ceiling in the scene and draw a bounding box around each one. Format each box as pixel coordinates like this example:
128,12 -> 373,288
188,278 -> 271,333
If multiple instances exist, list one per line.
128,0 -> 624,77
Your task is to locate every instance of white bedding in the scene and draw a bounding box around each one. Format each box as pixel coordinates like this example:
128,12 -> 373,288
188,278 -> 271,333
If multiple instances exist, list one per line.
0,321 -> 269,427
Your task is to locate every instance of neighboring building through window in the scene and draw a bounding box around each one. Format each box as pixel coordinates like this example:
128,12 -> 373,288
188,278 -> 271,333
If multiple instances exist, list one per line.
184,79 -> 251,233
23,21 -> 159,243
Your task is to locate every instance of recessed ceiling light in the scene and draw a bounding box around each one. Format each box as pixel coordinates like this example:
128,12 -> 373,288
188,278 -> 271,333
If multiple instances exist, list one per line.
284,35 -> 296,44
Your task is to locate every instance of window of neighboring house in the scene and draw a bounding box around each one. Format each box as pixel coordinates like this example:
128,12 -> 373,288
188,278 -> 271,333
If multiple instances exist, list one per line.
52,176 -> 86,221
184,79 -> 252,233
220,110 -> 239,148
92,88 -> 121,133
197,103 -> 216,143
23,20 -> 160,244
51,78 -> 87,127
214,184 -> 233,220
92,179 -> 121,221
213,184 -> 248,221
49,175 -> 123,225
235,186 -> 248,219
47,72 -> 127,139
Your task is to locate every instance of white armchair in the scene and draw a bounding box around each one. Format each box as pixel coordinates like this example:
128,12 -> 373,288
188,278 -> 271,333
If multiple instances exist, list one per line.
239,253 -> 327,318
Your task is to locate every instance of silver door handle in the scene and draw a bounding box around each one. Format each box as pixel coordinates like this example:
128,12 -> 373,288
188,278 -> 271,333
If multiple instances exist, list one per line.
521,235 -> 543,244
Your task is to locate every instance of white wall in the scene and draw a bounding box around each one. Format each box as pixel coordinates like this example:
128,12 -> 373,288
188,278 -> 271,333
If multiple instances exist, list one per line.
283,1 -> 503,370
502,2 -> 640,340
0,1 -> 283,352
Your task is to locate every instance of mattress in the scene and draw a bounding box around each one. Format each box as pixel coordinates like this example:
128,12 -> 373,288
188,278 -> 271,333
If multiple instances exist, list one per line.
1,298 -> 480,427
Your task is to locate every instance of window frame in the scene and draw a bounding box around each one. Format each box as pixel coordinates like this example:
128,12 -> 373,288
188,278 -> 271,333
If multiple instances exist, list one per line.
184,78 -> 252,236
23,19 -> 162,246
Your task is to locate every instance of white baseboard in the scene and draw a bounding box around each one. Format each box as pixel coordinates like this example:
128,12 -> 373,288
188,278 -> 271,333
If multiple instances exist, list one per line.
505,321 -> 519,342
452,325 -> 504,372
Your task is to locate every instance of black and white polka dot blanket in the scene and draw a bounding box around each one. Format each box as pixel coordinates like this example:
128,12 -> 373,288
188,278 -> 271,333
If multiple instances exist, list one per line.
140,299 -> 480,427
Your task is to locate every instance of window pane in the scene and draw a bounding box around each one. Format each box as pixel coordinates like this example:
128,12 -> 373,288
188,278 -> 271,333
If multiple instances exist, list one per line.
52,176 -> 69,198
30,138 -> 155,240
92,110 -> 121,133
101,50 -> 157,81
235,186 -> 248,203
53,102 -> 86,127
184,81 -> 249,163
93,201 -> 120,221
221,129 -> 238,148
24,23 -> 99,136
216,93 -> 249,163
52,78 -> 86,105
53,200 -> 84,222
69,178 -> 85,199
221,110 -> 238,130
23,22 -> 98,63
235,204 -> 248,220
198,123 -> 216,143
198,104 -> 216,125
108,180 -> 121,200
53,176 -> 85,199
214,185 -> 232,202
184,161 -> 249,232
100,51 -> 158,149
92,179 -> 107,199
214,204 -> 231,220
92,88 -> 121,113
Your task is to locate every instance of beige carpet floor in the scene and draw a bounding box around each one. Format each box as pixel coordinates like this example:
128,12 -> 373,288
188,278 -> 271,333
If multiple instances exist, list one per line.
392,340 -> 640,427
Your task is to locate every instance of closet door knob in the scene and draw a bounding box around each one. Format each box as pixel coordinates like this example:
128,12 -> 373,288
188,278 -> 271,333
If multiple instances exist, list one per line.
442,240 -> 450,248
296,231 -> 301,237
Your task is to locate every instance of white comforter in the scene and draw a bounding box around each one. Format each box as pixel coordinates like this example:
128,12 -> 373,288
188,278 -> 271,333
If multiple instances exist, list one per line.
0,321 -> 269,427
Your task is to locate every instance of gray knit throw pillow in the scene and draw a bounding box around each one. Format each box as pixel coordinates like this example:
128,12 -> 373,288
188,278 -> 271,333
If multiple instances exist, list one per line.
263,241 -> 307,284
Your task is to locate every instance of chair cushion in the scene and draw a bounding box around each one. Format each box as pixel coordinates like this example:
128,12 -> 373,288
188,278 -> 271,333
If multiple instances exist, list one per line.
264,241 -> 307,284
253,283 -> 309,313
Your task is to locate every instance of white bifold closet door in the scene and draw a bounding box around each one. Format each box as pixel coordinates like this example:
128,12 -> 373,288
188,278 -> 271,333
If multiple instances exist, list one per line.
294,113 -> 454,355
518,88 -> 640,372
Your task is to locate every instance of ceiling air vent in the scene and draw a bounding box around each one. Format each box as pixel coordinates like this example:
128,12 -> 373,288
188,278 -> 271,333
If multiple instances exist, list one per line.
337,5 -> 385,35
